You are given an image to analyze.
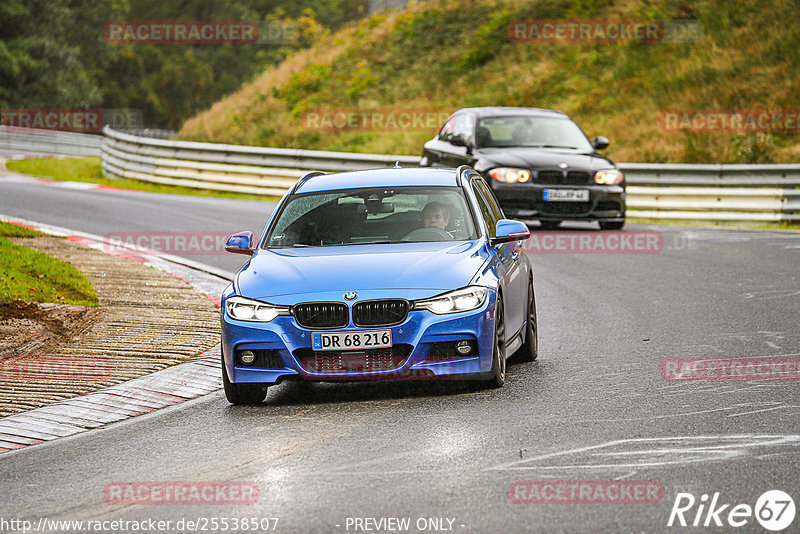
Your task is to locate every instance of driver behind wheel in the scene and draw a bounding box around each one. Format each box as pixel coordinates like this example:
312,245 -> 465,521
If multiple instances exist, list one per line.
422,201 -> 450,230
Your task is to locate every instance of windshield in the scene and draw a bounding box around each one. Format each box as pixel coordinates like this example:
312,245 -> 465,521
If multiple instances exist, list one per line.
264,186 -> 478,248
476,116 -> 594,150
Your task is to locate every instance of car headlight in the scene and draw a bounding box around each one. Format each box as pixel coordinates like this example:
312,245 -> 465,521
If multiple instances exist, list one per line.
412,286 -> 488,314
225,296 -> 290,322
594,169 -> 624,185
489,167 -> 531,183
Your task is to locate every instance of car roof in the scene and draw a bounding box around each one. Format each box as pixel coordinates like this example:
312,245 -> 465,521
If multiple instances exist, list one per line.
294,167 -> 459,194
454,106 -> 569,119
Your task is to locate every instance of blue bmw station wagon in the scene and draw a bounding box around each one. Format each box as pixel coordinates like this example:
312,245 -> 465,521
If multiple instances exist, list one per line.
220,166 -> 537,404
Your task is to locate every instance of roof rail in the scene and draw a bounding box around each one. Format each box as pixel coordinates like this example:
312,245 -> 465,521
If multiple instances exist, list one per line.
455,165 -> 474,187
291,171 -> 326,193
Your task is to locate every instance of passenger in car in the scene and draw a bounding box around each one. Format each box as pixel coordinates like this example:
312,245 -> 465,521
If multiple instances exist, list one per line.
475,125 -> 492,147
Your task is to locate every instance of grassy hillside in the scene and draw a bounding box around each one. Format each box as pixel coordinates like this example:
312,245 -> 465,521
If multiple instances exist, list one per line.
178,0 -> 800,163
0,222 -> 98,307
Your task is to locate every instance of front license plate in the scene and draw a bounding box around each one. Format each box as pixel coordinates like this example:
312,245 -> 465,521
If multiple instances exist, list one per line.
312,330 -> 392,351
543,189 -> 589,202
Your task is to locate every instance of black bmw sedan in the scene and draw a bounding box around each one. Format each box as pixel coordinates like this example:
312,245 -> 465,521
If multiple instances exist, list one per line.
420,107 -> 625,229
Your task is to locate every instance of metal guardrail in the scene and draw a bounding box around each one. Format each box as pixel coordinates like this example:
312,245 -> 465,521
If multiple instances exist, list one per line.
621,162 -> 800,187
0,126 -> 103,157
4,126 -> 797,222
100,126 -> 419,196
101,127 -> 799,222
621,163 -> 800,221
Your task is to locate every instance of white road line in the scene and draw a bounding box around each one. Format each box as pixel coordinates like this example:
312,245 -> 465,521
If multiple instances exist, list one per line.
486,435 -> 800,471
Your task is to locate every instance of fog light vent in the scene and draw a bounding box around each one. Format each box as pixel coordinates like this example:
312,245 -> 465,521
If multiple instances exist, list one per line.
236,349 -> 284,368
456,341 -> 473,355
240,350 -> 256,365
427,340 -> 475,362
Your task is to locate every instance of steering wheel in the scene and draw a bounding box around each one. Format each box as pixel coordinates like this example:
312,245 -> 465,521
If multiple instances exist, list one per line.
401,227 -> 453,242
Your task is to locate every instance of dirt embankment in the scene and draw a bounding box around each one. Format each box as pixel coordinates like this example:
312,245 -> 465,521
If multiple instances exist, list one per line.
0,237 -> 220,417
0,300 -> 102,362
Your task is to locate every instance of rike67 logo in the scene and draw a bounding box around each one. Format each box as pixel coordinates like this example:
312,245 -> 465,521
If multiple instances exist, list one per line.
668,490 -> 795,531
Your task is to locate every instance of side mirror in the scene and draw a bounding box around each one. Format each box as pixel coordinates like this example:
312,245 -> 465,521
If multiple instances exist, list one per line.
225,231 -> 255,255
449,134 -> 468,147
491,219 -> 531,245
592,136 -> 610,150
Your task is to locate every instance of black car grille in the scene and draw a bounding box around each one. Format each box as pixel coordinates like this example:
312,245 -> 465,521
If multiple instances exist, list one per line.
294,345 -> 413,373
353,300 -> 409,327
536,170 -> 563,184
535,170 -> 592,185
596,200 -> 622,212
293,302 -> 349,329
566,171 -> 592,185
540,201 -> 592,216
500,197 -> 537,211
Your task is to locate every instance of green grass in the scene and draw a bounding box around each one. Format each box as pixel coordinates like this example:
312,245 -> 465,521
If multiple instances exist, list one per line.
0,223 -> 98,306
5,157 -> 279,201
179,0 -> 800,164
0,221 -> 45,237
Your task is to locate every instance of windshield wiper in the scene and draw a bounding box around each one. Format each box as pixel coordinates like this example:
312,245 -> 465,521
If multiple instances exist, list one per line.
483,144 -> 525,148
537,144 -> 579,149
483,144 -> 580,149
290,241 -> 397,247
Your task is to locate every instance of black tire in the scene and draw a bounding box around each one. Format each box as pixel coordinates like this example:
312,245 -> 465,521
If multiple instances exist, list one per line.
599,220 -> 625,230
539,220 -> 562,230
510,277 -> 538,363
483,293 -> 506,389
222,359 -> 268,405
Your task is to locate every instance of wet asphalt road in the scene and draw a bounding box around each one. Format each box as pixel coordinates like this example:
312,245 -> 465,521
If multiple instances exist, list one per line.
1,171 -> 799,533
0,171 -> 274,275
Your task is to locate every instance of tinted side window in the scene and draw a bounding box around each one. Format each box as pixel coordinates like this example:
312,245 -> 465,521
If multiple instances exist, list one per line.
438,115 -> 458,139
439,113 -> 474,141
474,178 -> 505,220
470,179 -> 498,238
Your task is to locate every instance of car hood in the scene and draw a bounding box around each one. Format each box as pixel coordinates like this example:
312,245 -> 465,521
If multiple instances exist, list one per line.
235,241 -> 488,301
474,147 -> 614,171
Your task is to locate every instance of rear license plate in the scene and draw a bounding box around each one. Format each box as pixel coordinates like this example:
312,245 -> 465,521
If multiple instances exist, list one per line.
312,330 -> 392,351
543,189 -> 589,202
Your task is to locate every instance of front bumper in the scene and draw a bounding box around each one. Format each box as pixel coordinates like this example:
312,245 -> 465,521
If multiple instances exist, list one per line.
221,293 -> 497,385
489,182 -> 626,222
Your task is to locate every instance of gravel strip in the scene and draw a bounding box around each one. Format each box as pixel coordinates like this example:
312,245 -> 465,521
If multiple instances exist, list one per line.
0,237 -> 219,417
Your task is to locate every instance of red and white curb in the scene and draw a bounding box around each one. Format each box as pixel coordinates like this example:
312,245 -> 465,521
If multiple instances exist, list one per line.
0,163 -> 133,192
0,346 -> 222,453
0,215 -> 233,454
